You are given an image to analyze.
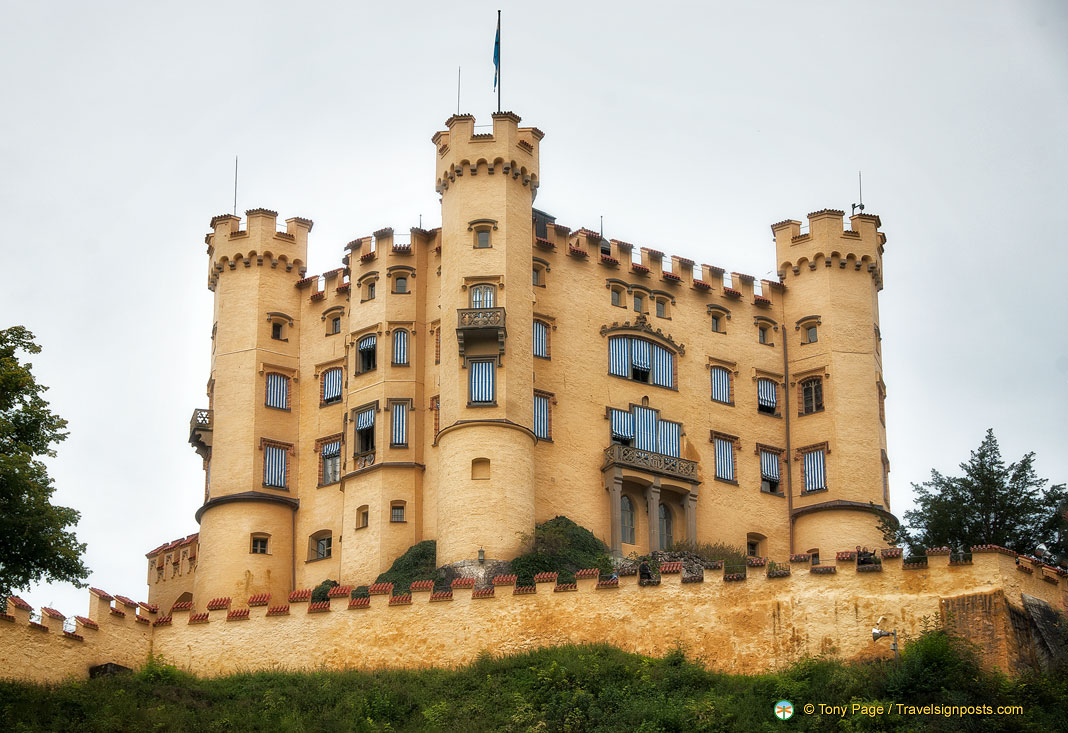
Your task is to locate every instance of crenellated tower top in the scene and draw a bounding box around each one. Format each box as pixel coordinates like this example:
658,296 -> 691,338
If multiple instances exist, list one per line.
205,209 -> 312,291
772,210 -> 885,290
432,112 -> 542,196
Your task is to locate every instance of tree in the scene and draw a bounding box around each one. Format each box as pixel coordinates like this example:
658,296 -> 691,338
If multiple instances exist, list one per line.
893,429 -> 1067,558
0,326 -> 88,598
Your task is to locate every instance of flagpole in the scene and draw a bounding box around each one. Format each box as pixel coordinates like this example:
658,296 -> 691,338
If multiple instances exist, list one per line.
497,9 -> 501,113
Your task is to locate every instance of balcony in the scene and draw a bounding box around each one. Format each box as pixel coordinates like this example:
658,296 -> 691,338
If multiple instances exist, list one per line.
189,408 -> 213,460
456,307 -> 506,357
602,444 -> 699,483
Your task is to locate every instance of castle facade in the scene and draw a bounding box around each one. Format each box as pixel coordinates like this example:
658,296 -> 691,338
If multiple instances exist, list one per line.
146,112 -> 891,611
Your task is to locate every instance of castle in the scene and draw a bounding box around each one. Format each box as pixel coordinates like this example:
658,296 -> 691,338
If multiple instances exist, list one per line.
4,113 -> 1066,683
144,111 -> 892,612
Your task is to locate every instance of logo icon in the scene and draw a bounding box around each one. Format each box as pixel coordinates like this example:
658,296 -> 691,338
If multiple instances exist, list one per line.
775,700 -> 794,720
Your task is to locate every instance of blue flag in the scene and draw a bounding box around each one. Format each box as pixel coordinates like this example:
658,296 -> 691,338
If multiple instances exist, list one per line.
493,17 -> 500,91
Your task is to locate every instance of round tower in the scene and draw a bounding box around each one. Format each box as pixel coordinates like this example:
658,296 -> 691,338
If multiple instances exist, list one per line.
773,210 -> 891,555
432,113 -> 542,565
192,209 -> 310,607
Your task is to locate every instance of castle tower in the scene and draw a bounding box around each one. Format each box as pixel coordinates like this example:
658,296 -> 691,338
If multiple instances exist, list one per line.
192,209 -> 310,607
431,113 -> 542,565
773,210 -> 890,555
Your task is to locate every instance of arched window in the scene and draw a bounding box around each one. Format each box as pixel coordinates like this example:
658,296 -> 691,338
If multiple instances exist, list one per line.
621,496 -> 635,545
309,530 -> 332,561
471,284 -> 495,308
392,330 -> 409,366
658,503 -> 673,550
800,377 -> 823,415
321,367 -> 343,405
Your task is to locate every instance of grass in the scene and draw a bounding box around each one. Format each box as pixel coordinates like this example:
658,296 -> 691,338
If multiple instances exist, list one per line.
2,629 -> 1066,732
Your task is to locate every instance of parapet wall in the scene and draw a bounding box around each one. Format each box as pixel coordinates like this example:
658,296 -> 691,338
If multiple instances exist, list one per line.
4,550 -> 1064,682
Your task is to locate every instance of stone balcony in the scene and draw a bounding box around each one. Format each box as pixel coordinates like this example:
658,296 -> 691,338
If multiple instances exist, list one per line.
189,408 -> 213,460
602,444 -> 699,483
456,307 -> 506,357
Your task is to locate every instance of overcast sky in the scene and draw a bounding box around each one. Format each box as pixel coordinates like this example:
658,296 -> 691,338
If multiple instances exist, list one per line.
3,1 -> 1066,617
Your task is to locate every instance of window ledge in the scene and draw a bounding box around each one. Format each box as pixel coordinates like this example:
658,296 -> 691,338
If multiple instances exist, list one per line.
798,408 -> 825,417
467,402 -> 498,408
800,487 -> 828,495
317,480 -> 340,488
305,556 -> 332,563
265,405 -> 292,412
249,552 -> 274,556
757,411 -> 782,419
392,291 -> 412,295
321,399 -> 342,407
535,437 -> 553,443
262,484 -> 289,491
761,490 -> 786,498
714,477 -> 739,485
355,524 -> 368,531
711,399 -> 735,407
390,520 -> 407,524
390,443 -> 409,449
391,362 -> 410,367
534,354 -> 550,360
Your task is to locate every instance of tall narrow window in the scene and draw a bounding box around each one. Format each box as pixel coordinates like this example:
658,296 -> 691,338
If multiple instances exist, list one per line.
633,294 -> 644,313
621,496 -> 635,545
650,344 -> 673,388
533,392 -> 551,440
714,437 -> 735,481
471,284 -> 495,308
265,373 -> 289,410
394,276 -> 408,294
710,315 -> 721,333
710,366 -> 732,404
533,320 -> 549,358
322,367 -> 343,405
633,406 -> 658,452
758,326 -> 768,344
355,409 -> 375,454
760,450 -> 781,493
392,329 -> 409,366
658,504 -> 673,550
611,288 -> 623,307
358,335 -> 377,373
330,316 -> 341,334
757,378 -> 777,415
434,328 -> 441,364
271,322 -> 284,340
657,420 -> 680,458
469,360 -> 495,405
263,444 -> 287,488
391,402 -> 408,447
321,440 -> 341,485
610,409 -> 635,446
631,339 -> 651,383
801,377 -> 823,415
803,449 -> 826,492
655,299 -> 667,318
365,281 -> 376,300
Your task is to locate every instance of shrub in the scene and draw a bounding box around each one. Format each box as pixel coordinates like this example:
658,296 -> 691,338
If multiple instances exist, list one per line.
511,516 -> 612,585
667,540 -> 747,568
374,540 -> 440,594
310,579 -> 339,603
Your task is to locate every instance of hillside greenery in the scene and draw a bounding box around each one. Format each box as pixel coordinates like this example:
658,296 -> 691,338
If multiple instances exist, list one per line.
1,628 -> 1066,732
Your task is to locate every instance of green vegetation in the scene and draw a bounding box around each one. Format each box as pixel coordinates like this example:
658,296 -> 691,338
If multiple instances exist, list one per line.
0,326 -> 88,598
511,516 -> 612,585
666,540 -> 748,567
311,579 -> 339,603
880,429 -> 1067,559
373,540 -> 440,594
2,629 -> 1067,731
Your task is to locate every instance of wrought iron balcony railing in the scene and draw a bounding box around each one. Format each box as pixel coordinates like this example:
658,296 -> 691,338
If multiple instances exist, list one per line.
602,444 -> 699,483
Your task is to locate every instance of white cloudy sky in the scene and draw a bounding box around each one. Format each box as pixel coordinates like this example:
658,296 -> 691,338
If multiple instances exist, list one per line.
3,1 -> 1066,616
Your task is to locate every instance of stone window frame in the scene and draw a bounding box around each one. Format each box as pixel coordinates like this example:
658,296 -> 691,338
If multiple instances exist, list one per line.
316,359 -> 345,407
707,356 -> 737,406
250,533 -> 271,555
796,315 -> 822,345
390,500 -> 407,523
315,432 -> 344,487
533,389 -> 555,442
308,530 -> 333,562
795,440 -> 831,495
710,430 -> 739,485
792,366 -> 829,417
355,505 -> 370,530
755,443 -> 785,495
259,437 -> 294,490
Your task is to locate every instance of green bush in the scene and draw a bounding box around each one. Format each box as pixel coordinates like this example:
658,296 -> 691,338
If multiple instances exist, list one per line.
310,578 -> 339,603
374,539 -> 440,594
510,516 -> 612,585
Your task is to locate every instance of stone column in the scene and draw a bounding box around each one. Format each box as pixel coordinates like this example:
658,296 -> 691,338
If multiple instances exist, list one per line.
646,479 -> 661,552
606,470 -> 623,557
685,492 -> 698,544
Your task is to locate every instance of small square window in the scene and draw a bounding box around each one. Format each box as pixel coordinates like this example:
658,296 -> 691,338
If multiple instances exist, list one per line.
710,315 -> 721,333
532,267 -> 541,286
271,322 -> 283,340
476,230 -> 491,248
611,289 -> 622,307
633,295 -> 644,312
251,536 -> 268,554
747,540 -> 759,557
391,505 -> 405,522
804,324 -> 819,343
758,326 -> 768,344
395,277 -> 408,294
315,536 -> 331,559
358,508 -> 369,528
656,300 -> 666,318
365,282 -> 376,300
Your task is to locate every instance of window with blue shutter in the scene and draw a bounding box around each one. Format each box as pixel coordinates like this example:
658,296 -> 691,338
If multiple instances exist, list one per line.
633,406 -> 658,452
265,373 -> 289,409
264,444 -> 287,488
533,321 -> 549,358
804,449 -> 826,492
357,334 -> 377,373
757,378 -> 777,414
469,360 -> 495,404
609,337 -> 629,377
657,420 -> 680,457
710,366 -> 731,404
760,449 -> 781,493
391,402 -> 408,446
714,437 -> 734,481
651,344 -> 673,388
610,409 -> 634,442
322,367 -> 342,404
355,408 -> 375,454
321,440 -> 341,484
533,393 -> 550,439
392,330 -> 409,366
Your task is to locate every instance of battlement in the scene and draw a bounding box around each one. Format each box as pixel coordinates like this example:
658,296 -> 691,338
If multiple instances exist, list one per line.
205,209 -> 311,291
773,209 -> 886,289
432,113 -> 541,195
